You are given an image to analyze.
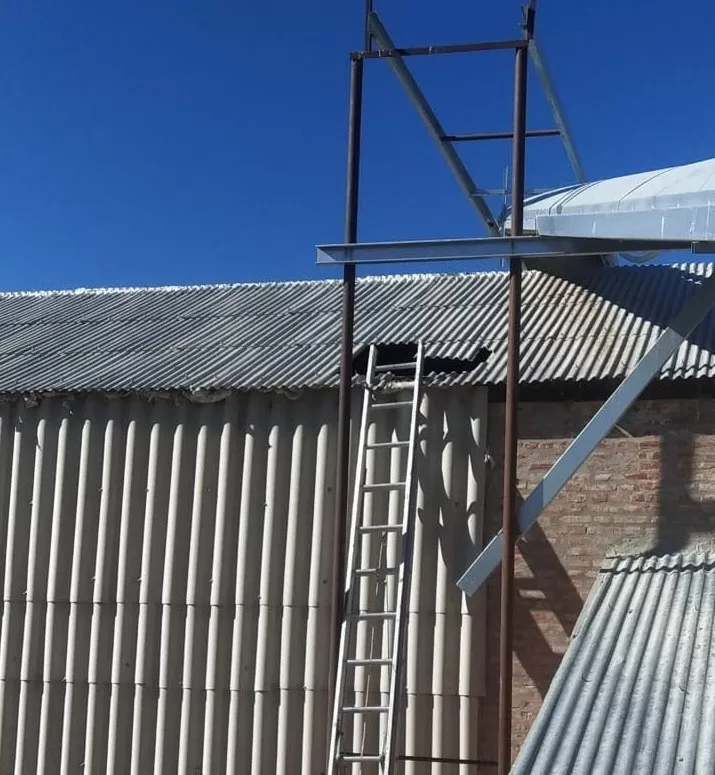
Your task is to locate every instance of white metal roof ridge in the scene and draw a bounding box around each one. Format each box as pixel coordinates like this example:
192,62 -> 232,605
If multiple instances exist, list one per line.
507,157 -> 715,243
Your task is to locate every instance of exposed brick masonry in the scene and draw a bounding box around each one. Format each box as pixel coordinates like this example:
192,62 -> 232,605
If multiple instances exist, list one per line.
477,397 -> 715,768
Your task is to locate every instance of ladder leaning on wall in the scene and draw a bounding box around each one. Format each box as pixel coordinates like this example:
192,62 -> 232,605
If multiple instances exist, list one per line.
328,340 -> 425,774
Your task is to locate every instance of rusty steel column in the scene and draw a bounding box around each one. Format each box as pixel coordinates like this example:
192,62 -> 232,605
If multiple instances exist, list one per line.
327,53 -> 364,766
498,7 -> 533,775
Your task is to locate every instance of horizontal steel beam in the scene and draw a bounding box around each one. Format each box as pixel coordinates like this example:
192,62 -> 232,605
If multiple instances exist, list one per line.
443,129 -> 560,142
353,39 -> 526,59
316,235 -> 697,265
457,268 -> 715,596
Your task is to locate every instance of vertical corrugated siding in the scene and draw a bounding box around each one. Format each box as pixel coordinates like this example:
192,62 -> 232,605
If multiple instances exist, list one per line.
0,388 -> 486,774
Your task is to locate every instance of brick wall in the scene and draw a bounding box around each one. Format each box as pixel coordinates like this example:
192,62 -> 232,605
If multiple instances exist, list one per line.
478,397 -> 715,767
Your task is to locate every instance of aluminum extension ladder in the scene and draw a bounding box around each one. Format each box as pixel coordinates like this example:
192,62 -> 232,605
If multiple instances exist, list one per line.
328,341 -> 425,774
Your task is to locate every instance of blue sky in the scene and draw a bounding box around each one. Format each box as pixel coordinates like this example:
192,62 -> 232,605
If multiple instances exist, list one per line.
0,1 -> 712,291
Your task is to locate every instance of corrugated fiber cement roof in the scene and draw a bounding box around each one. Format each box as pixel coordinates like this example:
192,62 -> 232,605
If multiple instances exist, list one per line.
512,553 -> 715,775
1,262 -> 715,394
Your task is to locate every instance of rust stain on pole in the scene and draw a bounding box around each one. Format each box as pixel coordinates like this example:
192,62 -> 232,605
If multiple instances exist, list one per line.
498,6 -> 533,775
326,55 -> 363,771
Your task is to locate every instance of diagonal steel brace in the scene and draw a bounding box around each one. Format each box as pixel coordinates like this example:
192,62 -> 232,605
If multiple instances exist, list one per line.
527,38 -> 585,184
367,11 -> 500,236
458,268 -> 715,596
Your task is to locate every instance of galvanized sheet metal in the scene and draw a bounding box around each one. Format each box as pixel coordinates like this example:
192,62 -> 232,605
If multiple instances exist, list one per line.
1,264 -> 715,393
512,553 -> 715,775
517,157 -> 715,241
0,389 -> 486,774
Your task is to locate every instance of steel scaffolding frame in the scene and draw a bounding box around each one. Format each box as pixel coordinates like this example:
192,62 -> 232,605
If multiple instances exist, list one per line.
317,3 -> 715,773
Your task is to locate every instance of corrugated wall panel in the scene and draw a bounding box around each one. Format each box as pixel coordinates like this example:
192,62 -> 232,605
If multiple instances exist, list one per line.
0,388 -> 486,773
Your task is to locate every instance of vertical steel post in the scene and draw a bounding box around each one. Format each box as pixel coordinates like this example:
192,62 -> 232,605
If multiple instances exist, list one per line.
327,54 -> 364,769
365,0 -> 373,49
498,7 -> 533,775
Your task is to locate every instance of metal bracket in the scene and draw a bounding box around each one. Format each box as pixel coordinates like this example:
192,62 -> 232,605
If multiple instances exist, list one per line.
457,268 -> 715,596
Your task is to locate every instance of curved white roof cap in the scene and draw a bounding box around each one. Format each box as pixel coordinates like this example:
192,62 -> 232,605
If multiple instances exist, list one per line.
514,157 -> 715,242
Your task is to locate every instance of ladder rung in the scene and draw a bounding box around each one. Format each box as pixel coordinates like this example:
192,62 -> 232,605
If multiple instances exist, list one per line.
366,440 -> 410,450
354,567 -> 398,577
347,658 -> 392,666
330,341 -> 423,771
370,400 -> 414,410
340,754 -> 383,763
375,362 -> 417,372
363,481 -> 406,491
351,611 -> 397,620
359,524 -> 402,533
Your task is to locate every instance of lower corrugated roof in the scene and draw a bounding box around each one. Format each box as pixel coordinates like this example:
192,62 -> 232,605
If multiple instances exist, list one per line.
512,553 -> 715,775
0,263 -> 715,393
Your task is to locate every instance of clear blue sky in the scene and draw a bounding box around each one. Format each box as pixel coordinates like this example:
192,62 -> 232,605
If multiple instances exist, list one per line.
0,1 -> 712,291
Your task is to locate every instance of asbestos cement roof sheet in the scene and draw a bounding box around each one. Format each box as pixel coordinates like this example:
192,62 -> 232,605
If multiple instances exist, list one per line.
512,553 -> 715,775
1,262 -> 715,394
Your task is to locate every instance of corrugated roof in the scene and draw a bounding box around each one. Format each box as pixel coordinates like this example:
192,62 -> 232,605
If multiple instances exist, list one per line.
1,263 -> 715,394
512,553 -> 715,775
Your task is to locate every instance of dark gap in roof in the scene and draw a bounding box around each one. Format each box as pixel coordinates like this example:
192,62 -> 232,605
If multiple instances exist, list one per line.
351,341 -> 491,378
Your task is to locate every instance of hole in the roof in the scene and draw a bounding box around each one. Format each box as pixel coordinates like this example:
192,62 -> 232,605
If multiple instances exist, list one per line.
351,341 -> 490,378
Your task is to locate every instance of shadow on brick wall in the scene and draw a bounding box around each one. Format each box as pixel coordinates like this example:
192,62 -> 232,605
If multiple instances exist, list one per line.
514,514 -> 583,698
655,425 -> 715,555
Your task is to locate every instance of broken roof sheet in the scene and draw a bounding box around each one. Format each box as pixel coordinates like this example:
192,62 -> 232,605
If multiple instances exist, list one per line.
0,263 -> 714,394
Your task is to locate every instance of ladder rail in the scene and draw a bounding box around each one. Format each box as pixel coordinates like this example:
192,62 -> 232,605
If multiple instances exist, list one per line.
383,340 -> 424,773
329,341 -> 425,774
327,344 -> 378,775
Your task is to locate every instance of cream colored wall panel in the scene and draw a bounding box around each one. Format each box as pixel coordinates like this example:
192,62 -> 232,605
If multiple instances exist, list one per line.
0,387 -> 486,772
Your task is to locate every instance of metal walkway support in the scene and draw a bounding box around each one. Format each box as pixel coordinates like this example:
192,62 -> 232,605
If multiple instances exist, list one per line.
319,3 -> 715,771
316,235 -> 697,266
457,268 -> 715,597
